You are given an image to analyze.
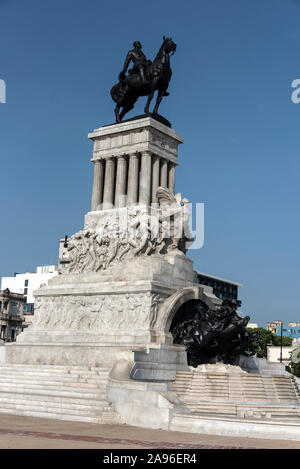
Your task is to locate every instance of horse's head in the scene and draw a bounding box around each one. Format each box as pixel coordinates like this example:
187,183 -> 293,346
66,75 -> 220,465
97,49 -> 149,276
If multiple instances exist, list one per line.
163,36 -> 177,54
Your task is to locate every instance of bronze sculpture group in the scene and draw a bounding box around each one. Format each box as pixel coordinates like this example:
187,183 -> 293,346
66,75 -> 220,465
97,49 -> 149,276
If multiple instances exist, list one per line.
171,299 -> 257,368
111,37 -> 176,123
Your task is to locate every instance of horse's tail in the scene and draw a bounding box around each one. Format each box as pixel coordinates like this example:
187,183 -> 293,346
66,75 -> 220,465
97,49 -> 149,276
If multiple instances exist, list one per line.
110,83 -> 122,103
111,83 -> 128,103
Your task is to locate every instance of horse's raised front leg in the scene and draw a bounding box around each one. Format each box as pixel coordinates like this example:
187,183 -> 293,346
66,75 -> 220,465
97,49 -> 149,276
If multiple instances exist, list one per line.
144,92 -> 154,114
153,89 -> 164,115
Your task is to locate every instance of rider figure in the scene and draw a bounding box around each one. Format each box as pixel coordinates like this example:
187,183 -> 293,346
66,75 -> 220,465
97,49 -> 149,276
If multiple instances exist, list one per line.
121,41 -> 149,86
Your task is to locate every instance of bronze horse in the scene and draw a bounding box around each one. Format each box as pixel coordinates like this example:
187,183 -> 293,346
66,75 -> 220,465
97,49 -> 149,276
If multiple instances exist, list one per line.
111,37 -> 176,123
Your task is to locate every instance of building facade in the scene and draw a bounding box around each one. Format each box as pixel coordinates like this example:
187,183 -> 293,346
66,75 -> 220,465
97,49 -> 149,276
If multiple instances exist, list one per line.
1,265 -> 58,315
267,346 -> 294,365
276,323 -> 300,340
247,323 -> 258,329
196,271 -> 242,301
267,320 -> 283,334
0,289 -> 25,342
267,321 -> 300,340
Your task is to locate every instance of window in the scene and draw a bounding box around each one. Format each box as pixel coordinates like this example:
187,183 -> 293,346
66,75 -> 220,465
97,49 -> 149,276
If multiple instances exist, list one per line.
24,288 -> 28,295
24,280 -> 28,287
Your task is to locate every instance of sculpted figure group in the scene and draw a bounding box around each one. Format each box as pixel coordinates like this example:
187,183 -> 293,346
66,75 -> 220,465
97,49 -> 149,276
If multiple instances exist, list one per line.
171,299 -> 257,367
63,188 -> 192,275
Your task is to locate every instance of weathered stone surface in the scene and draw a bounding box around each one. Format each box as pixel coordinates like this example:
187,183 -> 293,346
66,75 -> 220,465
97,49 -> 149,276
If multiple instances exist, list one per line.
13,253 -> 197,354
89,117 -> 183,164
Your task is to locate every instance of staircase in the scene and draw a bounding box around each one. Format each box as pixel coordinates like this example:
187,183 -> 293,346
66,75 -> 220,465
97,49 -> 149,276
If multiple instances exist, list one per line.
0,364 -> 123,424
173,370 -> 300,420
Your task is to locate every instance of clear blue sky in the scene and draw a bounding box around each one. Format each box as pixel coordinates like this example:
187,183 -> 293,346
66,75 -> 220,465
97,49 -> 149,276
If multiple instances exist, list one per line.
0,0 -> 299,326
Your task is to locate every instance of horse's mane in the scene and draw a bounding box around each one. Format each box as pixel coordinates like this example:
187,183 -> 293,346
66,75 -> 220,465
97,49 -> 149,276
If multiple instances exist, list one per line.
153,40 -> 166,62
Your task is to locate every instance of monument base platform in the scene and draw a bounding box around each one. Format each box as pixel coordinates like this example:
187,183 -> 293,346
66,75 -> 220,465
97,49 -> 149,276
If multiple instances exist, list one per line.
7,252 -> 197,366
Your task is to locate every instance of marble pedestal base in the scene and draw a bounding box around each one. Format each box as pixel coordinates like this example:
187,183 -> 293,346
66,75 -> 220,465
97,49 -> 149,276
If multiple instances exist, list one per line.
6,252 -> 197,366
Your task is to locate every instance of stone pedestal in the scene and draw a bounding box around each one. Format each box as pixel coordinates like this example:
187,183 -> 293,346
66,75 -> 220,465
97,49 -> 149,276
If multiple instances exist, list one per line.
89,117 -> 182,209
6,118 -> 197,384
7,249 -> 196,366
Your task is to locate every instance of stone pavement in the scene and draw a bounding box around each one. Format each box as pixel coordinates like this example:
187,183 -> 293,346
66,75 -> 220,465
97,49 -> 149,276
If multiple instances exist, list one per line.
0,414 -> 299,449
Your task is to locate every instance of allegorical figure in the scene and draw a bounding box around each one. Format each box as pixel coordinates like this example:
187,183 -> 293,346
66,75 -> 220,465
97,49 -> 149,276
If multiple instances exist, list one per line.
120,41 -> 150,86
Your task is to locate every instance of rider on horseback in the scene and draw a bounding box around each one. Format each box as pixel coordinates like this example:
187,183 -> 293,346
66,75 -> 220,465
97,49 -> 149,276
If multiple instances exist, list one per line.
120,41 -> 150,86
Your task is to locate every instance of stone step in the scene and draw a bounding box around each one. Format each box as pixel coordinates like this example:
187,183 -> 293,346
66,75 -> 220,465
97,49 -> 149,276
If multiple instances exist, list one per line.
0,390 -> 109,407
184,401 -> 300,420
0,381 -> 106,391
188,408 -> 237,416
0,381 -> 106,395
0,375 -> 108,385
0,372 -> 108,382
0,407 -> 122,424
0,398 -> 114,415
0,369 -> 109,379
173,370 -> 300,408
0,376 -> 107,387
0,372 -> 108,381
0,365 -> 123,424
240,406 -> 300,413
0,365 -> 109,372
0,386 -> 102,400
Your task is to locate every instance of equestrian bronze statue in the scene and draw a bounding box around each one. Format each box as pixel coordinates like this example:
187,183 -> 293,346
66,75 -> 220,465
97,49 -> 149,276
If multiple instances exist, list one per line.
110,37 -> 176,123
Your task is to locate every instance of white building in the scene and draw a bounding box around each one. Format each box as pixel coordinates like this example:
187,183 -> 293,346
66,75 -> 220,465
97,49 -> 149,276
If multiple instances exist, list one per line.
1,266 -> 58,308
267,346 -> 294,364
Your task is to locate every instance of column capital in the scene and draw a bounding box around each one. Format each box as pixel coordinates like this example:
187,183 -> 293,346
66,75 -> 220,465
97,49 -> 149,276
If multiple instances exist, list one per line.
140,150 -> 153,157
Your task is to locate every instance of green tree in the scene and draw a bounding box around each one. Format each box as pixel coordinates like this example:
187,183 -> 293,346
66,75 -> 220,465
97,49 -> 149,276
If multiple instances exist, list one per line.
248,328 -> 274,358
246,328 -> 292,358
271,335 -> 292,347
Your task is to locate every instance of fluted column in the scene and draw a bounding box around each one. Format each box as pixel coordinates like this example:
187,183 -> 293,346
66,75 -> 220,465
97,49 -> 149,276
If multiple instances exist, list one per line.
127,153 -> 139,206
168,163 -> 175,194
115,156 -> 127,208
139,151 -> 152,206
160,159 -> 168,188
102,157 -> 116,209
151,155 -> 160,204
90,159 -> 104,211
